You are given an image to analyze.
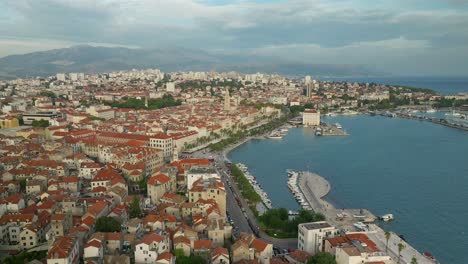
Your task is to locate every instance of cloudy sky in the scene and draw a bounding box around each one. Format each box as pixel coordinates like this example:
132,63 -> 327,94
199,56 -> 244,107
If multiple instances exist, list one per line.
1,0 -> 468,76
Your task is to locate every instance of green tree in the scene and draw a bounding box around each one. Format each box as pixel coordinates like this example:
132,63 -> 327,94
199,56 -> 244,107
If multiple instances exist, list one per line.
95,217 -> 121,232
19,179 -> 27,192
129,196 -> 142,218
304,103 -> 315,109
173,248 -> 185,257
2,250 -> 47,264
259,208 -> 325,238
397,243 -> 406,264
384,231 -> 391,253
307,252 -> 336,264
176,255 -> 206,264
411,256 -> 418,264
31,119 -> 50,127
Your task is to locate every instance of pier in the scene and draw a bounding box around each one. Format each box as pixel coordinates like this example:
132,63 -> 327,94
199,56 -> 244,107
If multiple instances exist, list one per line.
293,171 -> 437,264
293,171 -> 375,229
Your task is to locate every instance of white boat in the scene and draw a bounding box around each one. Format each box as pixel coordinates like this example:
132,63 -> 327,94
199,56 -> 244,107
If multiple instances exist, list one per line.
426,109 -> 437,113
379,214 -> 394,221
353,222 -> 368,231
267,134 -> 283,139
335,123 -> 342,129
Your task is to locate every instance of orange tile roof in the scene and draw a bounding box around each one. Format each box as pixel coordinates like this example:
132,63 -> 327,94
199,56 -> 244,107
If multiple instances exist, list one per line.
148,173 -> 171,185
140,233 -> 164,245
157,252 -> 173,261
47,236 -> 77,259
194,240 -> 212,250
251,238 -> 269,253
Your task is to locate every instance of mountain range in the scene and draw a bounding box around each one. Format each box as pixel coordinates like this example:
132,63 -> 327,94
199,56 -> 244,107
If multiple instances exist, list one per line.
0,45 -> 383,80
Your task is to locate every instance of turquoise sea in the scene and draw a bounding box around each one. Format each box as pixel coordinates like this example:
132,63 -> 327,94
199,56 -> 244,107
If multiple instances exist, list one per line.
228,115 -> 468,264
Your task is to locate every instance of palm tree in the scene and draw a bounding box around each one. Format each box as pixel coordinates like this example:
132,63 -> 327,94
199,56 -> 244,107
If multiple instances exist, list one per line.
384,231 -> 391,253
397,243 -> 405,264
410,256 -> 418,264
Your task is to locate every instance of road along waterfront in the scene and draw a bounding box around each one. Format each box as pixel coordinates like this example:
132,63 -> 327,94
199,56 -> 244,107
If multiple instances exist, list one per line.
228,115 -> 468,264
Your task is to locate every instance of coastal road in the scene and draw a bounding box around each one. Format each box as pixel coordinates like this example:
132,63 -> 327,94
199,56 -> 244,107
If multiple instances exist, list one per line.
367,225 -> 436,264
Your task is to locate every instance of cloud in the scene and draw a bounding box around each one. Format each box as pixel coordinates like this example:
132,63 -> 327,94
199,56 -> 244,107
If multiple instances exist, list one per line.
0,0 -> 468,75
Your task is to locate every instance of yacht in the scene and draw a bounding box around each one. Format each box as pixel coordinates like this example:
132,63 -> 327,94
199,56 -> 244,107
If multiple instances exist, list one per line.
267,133 -> 283,139
315,127 -> 322,136
379,214 -> 394,221
445,111 -> 468,127
335,123 -> 342,129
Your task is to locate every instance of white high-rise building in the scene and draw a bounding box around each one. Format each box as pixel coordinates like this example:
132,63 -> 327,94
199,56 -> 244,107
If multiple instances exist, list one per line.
166,82 -> 175,92
298,221 -> 338,255
56,73 -> 66,81
69,73 -> 78,81
304,75 -> 311,85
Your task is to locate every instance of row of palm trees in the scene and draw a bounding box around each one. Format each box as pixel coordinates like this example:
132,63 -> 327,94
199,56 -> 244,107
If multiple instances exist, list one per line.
385,231 -> 418,264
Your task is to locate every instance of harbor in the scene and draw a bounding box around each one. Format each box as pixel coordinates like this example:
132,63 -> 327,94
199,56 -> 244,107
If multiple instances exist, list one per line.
288,170 -> 437,264
236,163 -> 273,211
287,170 -> 376,229
316,122 -> 349,136
265,125 -> 292,139
228,115 -> 468,263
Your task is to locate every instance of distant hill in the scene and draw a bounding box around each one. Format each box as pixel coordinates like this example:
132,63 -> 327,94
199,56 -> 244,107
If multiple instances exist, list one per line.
0,45 -> 383,79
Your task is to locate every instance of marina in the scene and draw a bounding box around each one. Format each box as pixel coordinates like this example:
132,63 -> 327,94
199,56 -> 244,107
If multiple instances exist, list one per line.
228,115 -> 468,264
266,126 -> 291,139
236,163 -> 273,210
317,122 -> 349,136
370,109 -> 468,131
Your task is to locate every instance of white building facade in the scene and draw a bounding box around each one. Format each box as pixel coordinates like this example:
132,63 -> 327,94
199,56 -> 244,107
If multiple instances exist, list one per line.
298,221 -> 338,255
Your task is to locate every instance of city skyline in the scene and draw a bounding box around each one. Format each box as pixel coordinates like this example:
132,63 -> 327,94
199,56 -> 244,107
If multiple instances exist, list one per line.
1,0 -> 468,76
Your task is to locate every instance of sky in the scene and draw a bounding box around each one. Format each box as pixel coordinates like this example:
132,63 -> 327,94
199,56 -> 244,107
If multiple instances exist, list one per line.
1,0 -> 468,76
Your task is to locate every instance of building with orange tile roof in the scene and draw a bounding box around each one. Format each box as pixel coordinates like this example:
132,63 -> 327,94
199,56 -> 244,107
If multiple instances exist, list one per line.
135,232 -> 170,264
47,235 -> 80,264
147,173 -> 176,205
189,177 -> 226,217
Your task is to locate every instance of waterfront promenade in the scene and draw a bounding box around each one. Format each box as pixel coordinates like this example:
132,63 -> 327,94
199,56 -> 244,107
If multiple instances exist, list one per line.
367,224 -> 436,264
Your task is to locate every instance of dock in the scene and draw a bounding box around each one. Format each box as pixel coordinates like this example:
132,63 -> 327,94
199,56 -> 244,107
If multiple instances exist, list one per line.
295,171 -> 375,229
294,171 -> 438,264
320,123 -> 349,136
